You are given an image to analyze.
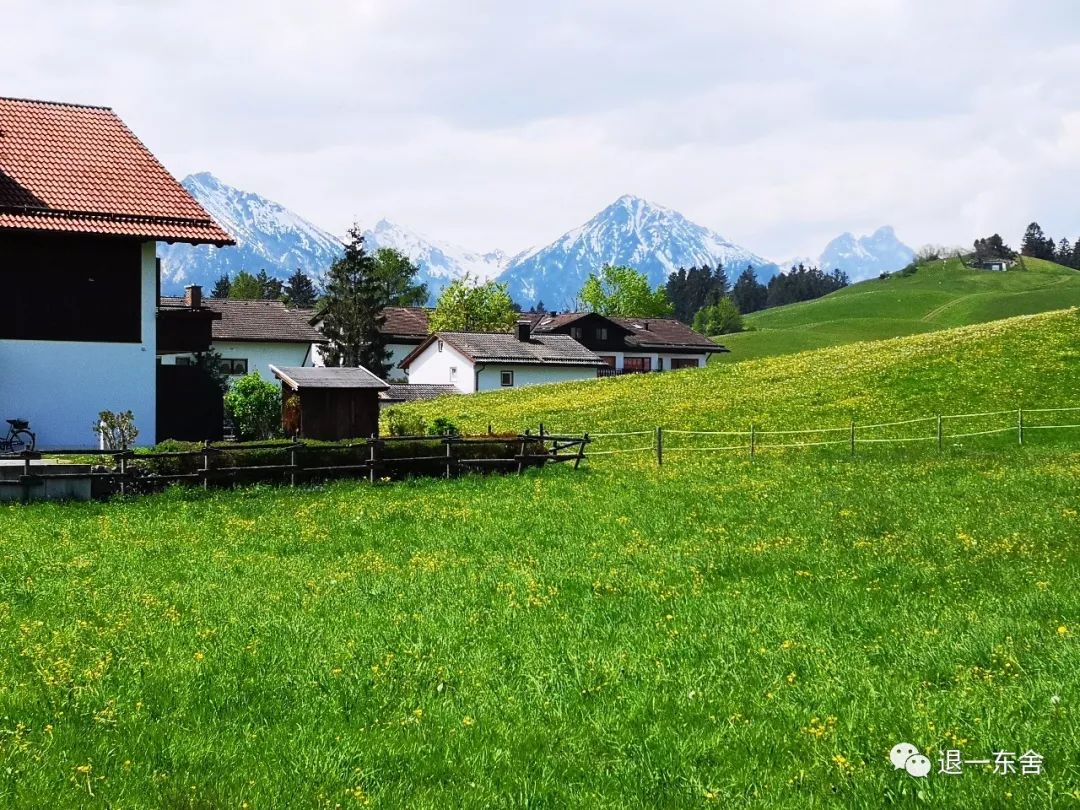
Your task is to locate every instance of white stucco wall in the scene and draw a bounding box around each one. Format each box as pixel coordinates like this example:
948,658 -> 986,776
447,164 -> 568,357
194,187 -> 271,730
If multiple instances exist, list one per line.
0,241 -> 157,449
476,365 -> 597,391
405,341 -> 476,392
161,340 -> 314,384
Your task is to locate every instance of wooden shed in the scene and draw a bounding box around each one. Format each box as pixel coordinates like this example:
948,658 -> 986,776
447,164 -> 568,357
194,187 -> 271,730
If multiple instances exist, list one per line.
270,365 -> 389,441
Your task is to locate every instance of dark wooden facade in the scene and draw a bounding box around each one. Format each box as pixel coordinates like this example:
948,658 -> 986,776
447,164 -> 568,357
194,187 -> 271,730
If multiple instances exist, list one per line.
0,231 -> 142,342
281,385 -> 381,441
538,312 -> 634,352
156,364 -> 225,443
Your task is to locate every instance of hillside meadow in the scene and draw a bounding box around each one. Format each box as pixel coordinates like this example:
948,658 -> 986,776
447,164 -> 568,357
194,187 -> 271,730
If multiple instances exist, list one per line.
1,312 -> 1078,807
715,258 -> 1080,364
390,309 -> 1080,437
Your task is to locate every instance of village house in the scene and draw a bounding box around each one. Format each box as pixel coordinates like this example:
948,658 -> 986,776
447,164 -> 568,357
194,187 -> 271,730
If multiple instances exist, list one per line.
0,96 -> 233,448
399,321 -> 605,393
527,312 -> 727,372
160,293 -> 324,382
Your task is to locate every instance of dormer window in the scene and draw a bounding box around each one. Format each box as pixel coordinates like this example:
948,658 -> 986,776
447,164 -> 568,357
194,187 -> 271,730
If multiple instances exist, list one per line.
570,326 -> 583,340
596,327 -> 608,340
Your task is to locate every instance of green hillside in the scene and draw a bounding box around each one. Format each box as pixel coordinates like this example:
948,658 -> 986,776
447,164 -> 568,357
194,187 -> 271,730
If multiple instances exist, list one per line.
715,256 -> 1080,363
390,308 -> 1080,435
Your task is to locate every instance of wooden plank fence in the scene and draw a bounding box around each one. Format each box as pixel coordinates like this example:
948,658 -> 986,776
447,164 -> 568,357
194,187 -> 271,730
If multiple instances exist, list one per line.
0,428 -> 590,502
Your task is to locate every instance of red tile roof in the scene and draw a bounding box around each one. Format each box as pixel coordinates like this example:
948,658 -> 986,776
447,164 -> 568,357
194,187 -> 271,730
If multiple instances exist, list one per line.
0,97 -> 233,245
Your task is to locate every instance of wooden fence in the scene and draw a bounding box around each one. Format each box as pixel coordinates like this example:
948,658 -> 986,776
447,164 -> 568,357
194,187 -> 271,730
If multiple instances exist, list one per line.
584,405 -> 1080,465
1,428 -> 589,502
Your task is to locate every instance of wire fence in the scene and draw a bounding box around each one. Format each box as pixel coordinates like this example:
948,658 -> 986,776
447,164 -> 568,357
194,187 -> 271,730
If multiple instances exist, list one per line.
579,405 -> 1080,465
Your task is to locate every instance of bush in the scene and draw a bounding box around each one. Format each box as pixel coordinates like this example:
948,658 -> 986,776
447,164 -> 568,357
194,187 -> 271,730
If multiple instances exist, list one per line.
224,373 -> 281,441
692,298 -> 744,336
93,410 -> 139,450
428,417 -> 460,437
384,409 -> 427,437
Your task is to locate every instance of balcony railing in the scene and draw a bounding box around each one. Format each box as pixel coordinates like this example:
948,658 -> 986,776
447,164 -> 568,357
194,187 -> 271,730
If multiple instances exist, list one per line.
597,367 -> 659,377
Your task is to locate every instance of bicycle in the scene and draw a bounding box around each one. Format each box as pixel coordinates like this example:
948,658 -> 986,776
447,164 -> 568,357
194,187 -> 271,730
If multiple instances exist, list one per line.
1,419 -> 36,454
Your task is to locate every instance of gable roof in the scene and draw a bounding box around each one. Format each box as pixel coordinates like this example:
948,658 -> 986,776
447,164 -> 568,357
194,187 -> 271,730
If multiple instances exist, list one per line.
381,306 -> 432,340
609,317 -> 727,352
531,311 -> 726,352
161,297 -> 324,344
400,332 -> 603,369
0,97 -> 233,245
271,365 -> 389,391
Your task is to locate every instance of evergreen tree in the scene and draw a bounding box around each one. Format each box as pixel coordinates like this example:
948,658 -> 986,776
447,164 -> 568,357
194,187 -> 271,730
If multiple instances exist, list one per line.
318,226 -> 392,375
210,273 -> 231,298
1056,238 -> 1072,267
1021,222 -> 1055,260
666,263 -> 728,323
973,234 -> 1015,262
731,266 -> 768,314
283,269 -> 318,309
255,269 -> 284,301
230,270 -> 263,300
764,264 -> 848,308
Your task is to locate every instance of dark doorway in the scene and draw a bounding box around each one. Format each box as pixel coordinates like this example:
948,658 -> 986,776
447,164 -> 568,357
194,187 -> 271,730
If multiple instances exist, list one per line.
156,365 -> 224,443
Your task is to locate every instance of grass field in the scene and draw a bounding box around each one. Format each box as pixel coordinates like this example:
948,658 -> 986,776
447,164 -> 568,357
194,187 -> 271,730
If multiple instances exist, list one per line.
715,257 -> 1080,364
3,312 -> 1079,807
392,309 -> 1080,436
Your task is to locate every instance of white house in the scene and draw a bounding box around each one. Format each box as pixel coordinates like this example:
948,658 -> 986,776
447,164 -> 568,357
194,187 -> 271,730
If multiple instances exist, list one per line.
159,296 -> 324,383
399,321 -> 604,393
0,96 -> 233,449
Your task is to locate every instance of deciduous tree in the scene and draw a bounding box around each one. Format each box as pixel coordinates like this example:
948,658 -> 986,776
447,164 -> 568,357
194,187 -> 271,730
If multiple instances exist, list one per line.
579,265 -> 672,317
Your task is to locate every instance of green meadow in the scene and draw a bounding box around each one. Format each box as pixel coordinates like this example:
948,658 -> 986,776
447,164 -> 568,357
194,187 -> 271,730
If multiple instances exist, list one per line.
1,311 -> 1078,807
715,257 -> 1080,364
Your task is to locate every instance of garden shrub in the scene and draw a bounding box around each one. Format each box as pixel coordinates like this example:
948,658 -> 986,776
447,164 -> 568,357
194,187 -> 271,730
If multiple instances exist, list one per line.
224,372 -> 281,441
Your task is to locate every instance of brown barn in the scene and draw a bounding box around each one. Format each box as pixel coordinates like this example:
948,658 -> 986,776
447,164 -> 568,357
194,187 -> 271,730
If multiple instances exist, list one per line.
271,365 -> 389,441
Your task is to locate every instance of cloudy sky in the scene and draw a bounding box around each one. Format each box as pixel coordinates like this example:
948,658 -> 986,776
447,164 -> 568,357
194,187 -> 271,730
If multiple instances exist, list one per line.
6,0 -> 1080,260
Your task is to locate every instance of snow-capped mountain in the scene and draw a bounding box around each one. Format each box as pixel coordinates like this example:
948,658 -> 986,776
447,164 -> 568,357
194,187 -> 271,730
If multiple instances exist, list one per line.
158,173 -> 344,293
160,174 -> 506,302
362,219 -> 507,298
817,226 -> 914,281
499,195 -> 779,309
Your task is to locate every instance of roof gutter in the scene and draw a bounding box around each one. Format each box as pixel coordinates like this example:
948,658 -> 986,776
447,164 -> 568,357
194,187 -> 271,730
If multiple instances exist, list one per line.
474,363 -> 485,394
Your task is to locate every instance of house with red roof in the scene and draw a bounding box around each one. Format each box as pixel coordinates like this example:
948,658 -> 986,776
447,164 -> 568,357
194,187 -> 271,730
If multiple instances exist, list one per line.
0,96 -> 233,448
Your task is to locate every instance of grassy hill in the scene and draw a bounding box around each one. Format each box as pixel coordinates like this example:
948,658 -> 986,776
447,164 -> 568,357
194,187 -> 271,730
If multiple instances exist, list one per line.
391,308 -> 1080,435
715,256 -> 1080,363
4,313 -> 1079,806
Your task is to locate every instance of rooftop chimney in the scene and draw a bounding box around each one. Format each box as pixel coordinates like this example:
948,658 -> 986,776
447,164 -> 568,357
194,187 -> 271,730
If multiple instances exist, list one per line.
516,320 -> 531,342
643,320 -> 650,331
185,284 -> 203,310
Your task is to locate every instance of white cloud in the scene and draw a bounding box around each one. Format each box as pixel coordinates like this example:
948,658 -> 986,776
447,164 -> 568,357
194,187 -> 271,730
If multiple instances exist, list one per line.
4,0 -> 1080,259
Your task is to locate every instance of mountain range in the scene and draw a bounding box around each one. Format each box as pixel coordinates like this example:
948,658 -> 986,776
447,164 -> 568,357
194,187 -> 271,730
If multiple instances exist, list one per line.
159,173 -> 912,305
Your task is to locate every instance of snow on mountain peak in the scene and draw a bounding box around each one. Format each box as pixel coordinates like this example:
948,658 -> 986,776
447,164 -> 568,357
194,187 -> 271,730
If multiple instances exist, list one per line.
818,225 -> 914,281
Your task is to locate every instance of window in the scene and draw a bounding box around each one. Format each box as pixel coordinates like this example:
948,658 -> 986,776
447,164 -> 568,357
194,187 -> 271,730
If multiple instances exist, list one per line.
569,326 -> 583,340
596,327 -> 608,340
623,356 -> 652,372
657,357 -> 664,371
174,356 -> 194,367
671,358 -> 700,369
501,370 -> 514,387
437,340 -> 444,352
600,355 -> 617,367
218,358 -> 248,375
449,366 -> 457,382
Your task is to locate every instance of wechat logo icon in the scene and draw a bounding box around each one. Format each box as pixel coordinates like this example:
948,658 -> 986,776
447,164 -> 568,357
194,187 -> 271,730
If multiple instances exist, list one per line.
891,742 -> 931,778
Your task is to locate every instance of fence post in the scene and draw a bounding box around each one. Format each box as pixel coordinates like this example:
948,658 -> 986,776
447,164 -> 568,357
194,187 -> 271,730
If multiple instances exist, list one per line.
937,414 -> 943,451
202,440 -> 210,490
21,452 -> 31,504
119,452 -> 128,497
750,423 -> 756,459
445,430 -> 453,479
369,433 -> 377,484
574,433 -> 588,469
656,426 -> 663,466
1018,408 -> 1024,445
289,434 -> 298,487
850,420 -> 856,457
